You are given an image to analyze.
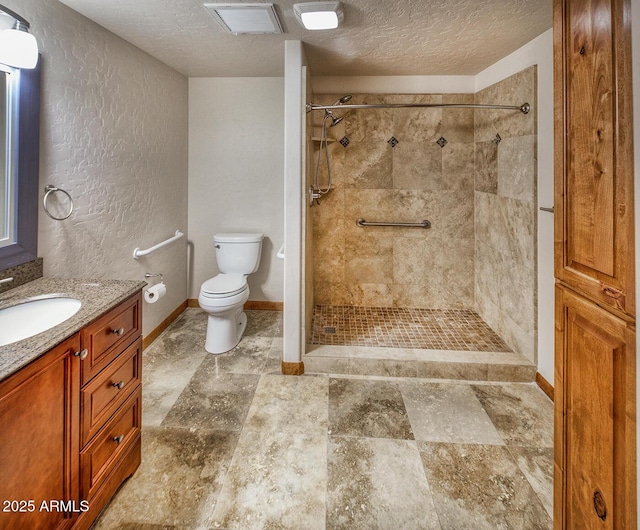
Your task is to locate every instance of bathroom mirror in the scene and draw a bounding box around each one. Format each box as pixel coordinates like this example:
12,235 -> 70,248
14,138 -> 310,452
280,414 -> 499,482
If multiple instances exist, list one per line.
0,60 -> 40,270
0,69 -> 8,247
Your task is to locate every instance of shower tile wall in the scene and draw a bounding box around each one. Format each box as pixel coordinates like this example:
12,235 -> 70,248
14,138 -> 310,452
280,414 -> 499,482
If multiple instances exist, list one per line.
311,94 -> 475,309
474,67 -> 537,361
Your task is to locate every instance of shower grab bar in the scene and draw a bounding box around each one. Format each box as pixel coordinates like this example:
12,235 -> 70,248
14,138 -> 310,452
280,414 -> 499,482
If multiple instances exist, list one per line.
133,230 -> 184,259
356,218 -> 431,229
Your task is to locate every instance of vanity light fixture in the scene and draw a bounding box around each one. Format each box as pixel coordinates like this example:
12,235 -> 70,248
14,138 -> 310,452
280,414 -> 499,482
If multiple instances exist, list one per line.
0,4 -> 38,69
293,1 -> 344,30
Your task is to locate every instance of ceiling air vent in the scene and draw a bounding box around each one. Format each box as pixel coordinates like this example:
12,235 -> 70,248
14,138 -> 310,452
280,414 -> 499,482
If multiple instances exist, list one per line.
204,3 -> 283,34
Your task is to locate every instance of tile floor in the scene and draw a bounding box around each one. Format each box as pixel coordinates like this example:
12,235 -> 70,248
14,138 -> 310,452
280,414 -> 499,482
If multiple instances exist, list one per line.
94,308 -> 553,530
310,305 -> 512,352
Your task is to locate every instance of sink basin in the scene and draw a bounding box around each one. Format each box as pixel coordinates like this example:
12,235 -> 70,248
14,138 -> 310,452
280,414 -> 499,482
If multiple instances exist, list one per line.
0,297 -> 82,347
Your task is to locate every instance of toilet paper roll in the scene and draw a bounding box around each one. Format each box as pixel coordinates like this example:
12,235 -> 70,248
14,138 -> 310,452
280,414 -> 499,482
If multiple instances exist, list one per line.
144,282 -> 166,304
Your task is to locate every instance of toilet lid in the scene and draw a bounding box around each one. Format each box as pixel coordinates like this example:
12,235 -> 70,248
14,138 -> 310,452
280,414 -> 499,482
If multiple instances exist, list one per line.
201,274 -> 247,297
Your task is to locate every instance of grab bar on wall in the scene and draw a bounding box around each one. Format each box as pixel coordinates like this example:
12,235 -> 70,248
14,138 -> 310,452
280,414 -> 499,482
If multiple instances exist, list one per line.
356,218 -> 431,229
133,230 -> 184,259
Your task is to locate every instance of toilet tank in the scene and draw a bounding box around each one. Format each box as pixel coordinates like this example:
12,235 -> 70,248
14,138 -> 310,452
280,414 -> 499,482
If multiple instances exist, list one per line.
214,233 -> 264,274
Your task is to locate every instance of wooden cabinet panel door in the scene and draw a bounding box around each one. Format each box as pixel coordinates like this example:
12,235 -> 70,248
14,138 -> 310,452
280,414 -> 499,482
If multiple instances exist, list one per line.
0,335 -> 80,530
555,285 -> 636,528
554,0 -> 635,316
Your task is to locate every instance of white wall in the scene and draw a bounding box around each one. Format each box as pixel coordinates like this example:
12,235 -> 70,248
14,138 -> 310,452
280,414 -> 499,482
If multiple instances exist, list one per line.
188,78 -> 284,302
8,0 -> 189,336
475,29 -> 554,384
282,41 -> 307,363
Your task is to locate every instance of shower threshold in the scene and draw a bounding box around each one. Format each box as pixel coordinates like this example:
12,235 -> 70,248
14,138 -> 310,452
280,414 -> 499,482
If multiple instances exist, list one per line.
305,305 -> 535,382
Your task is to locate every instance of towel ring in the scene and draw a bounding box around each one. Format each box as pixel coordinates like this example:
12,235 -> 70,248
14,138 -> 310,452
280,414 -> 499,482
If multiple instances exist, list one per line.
43,185 -> 74,221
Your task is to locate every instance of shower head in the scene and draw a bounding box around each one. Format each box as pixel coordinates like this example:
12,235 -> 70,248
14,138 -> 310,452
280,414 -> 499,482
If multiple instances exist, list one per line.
333,94 -> 352,106
324,95 -> 351,127
324,109 -> 343,127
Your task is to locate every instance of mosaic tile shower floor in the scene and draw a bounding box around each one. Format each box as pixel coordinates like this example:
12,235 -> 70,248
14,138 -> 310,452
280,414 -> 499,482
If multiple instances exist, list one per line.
310,305 -> 513,352
94,308 -> 552,530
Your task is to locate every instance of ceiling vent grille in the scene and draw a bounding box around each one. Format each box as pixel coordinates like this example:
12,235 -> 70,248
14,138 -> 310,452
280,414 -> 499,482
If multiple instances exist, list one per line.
204,3 -> 283,34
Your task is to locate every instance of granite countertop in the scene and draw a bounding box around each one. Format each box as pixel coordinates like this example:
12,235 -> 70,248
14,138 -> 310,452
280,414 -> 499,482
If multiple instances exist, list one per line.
0,277 -> 146,381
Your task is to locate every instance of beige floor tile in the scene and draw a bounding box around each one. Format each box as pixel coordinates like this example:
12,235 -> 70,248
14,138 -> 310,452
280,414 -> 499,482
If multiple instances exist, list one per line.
471,383 -> 553,447
210,431 -> 327,529
419,442 -> 551,530
162,372 -> 260,431
327,437 -> 441,529
329,378 -> 413,439
243,374 -> 329,435
400,381 -> 503,444
95,309 -> 553,530
94,427 -> 239,528
508,445 -> 554,518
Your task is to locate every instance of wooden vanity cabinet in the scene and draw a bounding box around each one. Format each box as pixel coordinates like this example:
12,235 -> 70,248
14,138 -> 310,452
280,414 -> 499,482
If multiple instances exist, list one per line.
75,291 -> 142,530
0,334 -> 80,530
0,291 -> 143,530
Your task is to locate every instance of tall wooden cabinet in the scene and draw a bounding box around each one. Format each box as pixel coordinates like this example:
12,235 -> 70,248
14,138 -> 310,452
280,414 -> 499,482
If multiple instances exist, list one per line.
554,0 -> 636,527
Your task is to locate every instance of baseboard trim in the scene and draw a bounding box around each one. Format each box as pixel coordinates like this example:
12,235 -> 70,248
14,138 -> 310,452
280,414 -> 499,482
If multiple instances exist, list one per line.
143,300 -> 188,350
281,361 -> 305,375
244,300 -> 284,311
186,299 -> 283,311
535,372 -> 554,401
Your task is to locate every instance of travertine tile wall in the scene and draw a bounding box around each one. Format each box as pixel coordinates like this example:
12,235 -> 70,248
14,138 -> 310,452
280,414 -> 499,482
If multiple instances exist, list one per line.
474,67 -> 537,361
311,94 -> 475,309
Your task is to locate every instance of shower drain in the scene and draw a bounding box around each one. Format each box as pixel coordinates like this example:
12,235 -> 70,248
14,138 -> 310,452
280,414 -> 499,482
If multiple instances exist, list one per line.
324,326 -> 337,334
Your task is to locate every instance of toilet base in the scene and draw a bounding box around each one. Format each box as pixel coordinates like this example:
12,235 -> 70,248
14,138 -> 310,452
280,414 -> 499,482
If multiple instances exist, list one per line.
204,308 -> 247,354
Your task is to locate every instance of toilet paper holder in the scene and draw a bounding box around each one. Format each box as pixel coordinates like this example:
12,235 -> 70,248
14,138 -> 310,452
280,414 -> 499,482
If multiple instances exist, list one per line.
144,273 -> 167,304
144,272 -> 164,283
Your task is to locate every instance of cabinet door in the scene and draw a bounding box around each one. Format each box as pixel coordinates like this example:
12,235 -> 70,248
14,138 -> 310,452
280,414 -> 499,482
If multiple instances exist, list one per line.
554,0 -> 635,316
0,335 -> 80,530
554,285 -> 635,528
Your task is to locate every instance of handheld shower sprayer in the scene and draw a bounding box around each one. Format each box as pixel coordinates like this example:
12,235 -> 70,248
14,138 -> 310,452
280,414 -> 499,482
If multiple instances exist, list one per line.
334,94 -> 352,105
325,94 -> 352,126
311,94 -> 353,206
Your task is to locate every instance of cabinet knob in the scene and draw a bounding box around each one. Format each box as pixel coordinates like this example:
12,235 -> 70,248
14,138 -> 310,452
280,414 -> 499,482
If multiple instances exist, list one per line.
112,327 -> 125,336
112,381 -> 125,390
113,435 -> 124,444
74,349 -> 88,360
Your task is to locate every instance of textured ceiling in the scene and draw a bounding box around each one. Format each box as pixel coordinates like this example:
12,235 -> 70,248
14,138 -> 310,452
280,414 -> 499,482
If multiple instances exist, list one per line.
57,0 -> 552,77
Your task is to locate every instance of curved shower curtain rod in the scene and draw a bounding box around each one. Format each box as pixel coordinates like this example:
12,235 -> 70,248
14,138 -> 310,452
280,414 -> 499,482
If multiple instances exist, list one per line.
306,102 -> 531,114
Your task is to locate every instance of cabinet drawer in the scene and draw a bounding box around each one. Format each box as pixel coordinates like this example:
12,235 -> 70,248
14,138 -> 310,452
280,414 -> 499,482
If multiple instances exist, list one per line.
81,337 -> 142,447
80,387 -> 141,501
81,293 -> 141,385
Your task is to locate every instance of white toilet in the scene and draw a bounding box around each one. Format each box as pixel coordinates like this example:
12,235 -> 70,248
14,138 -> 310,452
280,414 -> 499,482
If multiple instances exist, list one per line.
198,232 -> 264,354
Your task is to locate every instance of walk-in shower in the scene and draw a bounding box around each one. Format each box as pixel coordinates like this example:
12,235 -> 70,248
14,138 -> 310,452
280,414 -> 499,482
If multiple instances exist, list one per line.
304,66 -> 538,380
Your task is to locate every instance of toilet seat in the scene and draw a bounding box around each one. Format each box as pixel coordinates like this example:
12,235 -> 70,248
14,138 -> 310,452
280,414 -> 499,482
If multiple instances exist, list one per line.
200,273 -> 247,299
